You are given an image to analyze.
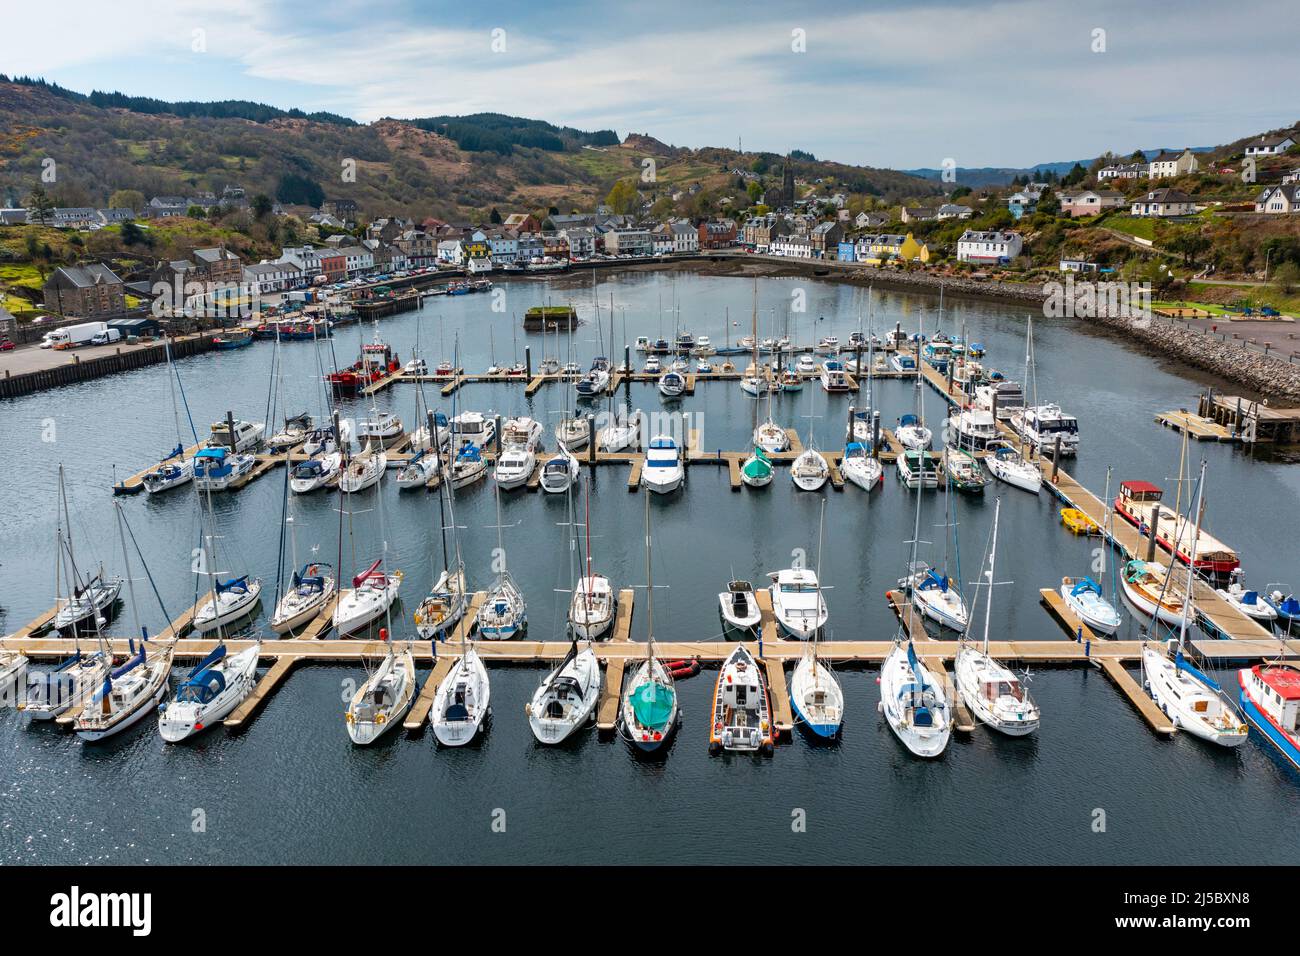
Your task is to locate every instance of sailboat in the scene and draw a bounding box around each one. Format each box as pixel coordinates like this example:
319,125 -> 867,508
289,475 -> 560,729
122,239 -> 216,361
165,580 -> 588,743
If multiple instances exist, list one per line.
789,502 -> 844,739
1061,468 -> 1121,635
540,448 -> 580,494
0,651 -> 28,703
620,491 -> 680,752
51,469 -> 122,636
415,455 -> 467,639
476,482 -> 527,639
430,643 -> 491,746
270,452 -> 336,634
158,641 -> 260,741
339,440 -> 387,493
790,377 -> 828,490
753,381 -> 790,453
955,498 -> 1041,735
879,460 -> 951,758
568,480 -> 616,640
345,636 -> 416,745
191,474 -> 263,635
740,444 -> 774,487
1142,461 -> 1248,746
985,440 -> 1042,494
528,639 -> 601,744
333,466 -> 402,637
75,504 -> 176,743
140,340 -> 197,495
901,470 -> 969,633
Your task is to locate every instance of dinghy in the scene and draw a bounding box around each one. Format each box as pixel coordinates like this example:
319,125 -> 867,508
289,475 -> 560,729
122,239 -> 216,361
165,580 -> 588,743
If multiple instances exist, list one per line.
527,641 -> 601,744
430,645 -> 491,746
334,559 -> 403,637
157,643 -> 260,742
718,580 -> 761,639
1061,576 -> 1121,636
767,567 -> 828,639
879,639 -> 950,758
708,643 -> 774,755
345,640 -> 416,745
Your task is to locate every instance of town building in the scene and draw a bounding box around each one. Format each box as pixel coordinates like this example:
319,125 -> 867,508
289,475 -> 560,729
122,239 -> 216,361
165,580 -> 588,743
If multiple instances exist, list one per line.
42,263 -> 126,317
1254,184 -> 1300,214
1244,132 -> 1297,157
1147,149 -> 1199,179
956,230 -> 1024,264
1130,187 -> 1196,217
1059,189 -> 1126,217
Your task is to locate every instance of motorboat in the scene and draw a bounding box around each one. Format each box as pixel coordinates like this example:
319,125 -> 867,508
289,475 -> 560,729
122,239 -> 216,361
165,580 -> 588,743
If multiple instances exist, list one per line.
944,407 -> 998,451
1238,664 -> 1300,769
718,580 -> 762,639
790,448 -> 829,491
157,643 -> 259,742
76,641 -> 174,743
894,413 -> 931,451
975,380 -> 1024,422
527,642 -> 601,744
643,355 -> 662,375
450,411 -> 496,449
658,370 -> 686,398
502,416 -> 543,450
942,448 -> 988,494
334,560 -> 403,637
192,575 -> 263,634
1061,576 -> 1122,636
708,643 -> 774,755
539,450 -> 580,494
493,445 -> 536,490
819,360 -> 851,393
449,443 -> 487,489
395,448 -> 438,489
192,447 -> 256,491
414,565 -> 467,639
1011,403 -> 1079,456
895,449 -> 939,489
430,646 -> 491,746
841,442 -> 882,490
271,563 -> 336,634
209,418 -> 265,452
1113,481 -> 1239,576
815,336 -> 840,355
879,639 -> 950,758
357,411 -> 405,449
985,441 -> 1042,493
345,643 -> 416,745
903,566 -> 968,632
767,567 -> 828,639
339,445 -> 387,493
290,451 -> 342,493
1216,582 -> 1279,624
641,435 -> 684,494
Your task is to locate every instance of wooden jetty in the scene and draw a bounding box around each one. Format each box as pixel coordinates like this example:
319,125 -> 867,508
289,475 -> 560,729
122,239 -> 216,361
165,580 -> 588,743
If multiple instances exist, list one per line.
885,590 -> 975,731
113,442 -> 207,495
762,658 -> 795,737
404,656 -> 455,731
1154,410 -> 1234,443
1095,657 -> 1175,735
595,658 -> 626,734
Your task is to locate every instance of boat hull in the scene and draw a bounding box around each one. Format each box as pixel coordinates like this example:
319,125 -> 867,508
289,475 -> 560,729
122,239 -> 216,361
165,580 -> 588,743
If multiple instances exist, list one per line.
1239,671 -> 1300,769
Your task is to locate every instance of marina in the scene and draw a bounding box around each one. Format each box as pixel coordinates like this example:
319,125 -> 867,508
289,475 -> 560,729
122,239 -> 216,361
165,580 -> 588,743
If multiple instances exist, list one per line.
4,270 -> 1300,866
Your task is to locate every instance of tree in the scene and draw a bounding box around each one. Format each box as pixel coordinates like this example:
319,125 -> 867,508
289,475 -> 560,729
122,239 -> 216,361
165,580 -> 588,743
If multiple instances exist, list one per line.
187,205 -> 207,220
108,189 -> 145,214
275,172 -> 325,208
1273,261 -> 1300,295
605,179 -> 639,216
1062,163 -> 1087,186
26,185 -> 54,225
489,207 -> 502,224
250,193 -> 273,219
120,220 -> 151,246
1036,190 -> 1061,217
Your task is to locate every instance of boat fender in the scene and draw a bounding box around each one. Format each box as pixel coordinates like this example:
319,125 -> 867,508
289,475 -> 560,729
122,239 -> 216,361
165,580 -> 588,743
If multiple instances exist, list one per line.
376,713 -> 386,724
345,711 -> 354,723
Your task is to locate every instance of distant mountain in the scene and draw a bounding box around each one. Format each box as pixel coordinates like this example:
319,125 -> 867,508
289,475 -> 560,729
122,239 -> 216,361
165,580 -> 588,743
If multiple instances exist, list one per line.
903,146 -> 1221,188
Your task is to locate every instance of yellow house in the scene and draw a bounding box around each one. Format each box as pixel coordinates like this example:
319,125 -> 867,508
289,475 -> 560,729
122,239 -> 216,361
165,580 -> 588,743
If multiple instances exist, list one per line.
858,232 -> 929,265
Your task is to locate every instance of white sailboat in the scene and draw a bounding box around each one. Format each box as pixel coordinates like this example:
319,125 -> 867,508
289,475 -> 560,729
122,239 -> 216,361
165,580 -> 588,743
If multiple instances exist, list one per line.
345,640 -> 416,745
528,639 -> 601,744
430,644 -> 491,746
568,480 -> 617,640
955,498 -> 1041,735
476,481 -> 527,639
339,441 -> 386,493
539,448 -> 580,494
985,440 -> 1042,494
415,458 -> 467,639
158,642 -> 260,742
789,503 -> 844,739
140,340 -> 196,495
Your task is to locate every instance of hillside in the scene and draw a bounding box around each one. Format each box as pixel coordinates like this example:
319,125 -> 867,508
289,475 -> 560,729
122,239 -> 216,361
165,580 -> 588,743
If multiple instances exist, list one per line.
0,79 -> 940,222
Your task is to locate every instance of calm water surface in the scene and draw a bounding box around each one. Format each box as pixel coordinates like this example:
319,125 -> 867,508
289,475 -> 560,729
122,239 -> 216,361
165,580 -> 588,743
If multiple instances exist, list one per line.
2,271 -> 1298,864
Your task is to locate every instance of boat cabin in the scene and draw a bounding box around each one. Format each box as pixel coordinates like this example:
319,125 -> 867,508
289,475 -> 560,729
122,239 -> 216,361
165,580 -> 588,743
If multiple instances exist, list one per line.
1245,665 -> 1300,734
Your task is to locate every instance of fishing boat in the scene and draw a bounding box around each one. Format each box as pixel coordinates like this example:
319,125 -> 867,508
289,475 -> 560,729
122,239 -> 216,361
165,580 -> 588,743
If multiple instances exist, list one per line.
641,435 -> 684,494
192,447 -> 256,491
984,441 -> 1042,494
1120,559 -> 1185,627
1060,507 -> 1099,535
430,645 -> 491,746
708,643 -> 774,755
1011,403 -> 1079,456
902,566 -> 969,632
1061,576 -> 1122,635
841,442 -> 882,490
395,448 -> 438,488
1216,582 -> 1278,624
539,450 -> 579,494
209,418 -> 265,452
895,449 -> 939,489
740,445 -> 774,487
895,413 -> 932,451
340,443 -> 387,493
528,640 -> 601,744
767,567 -> 828,639
1238,663 -> 1300,768
942,448 -> 987,493
449,442 -> 486,489
658,369 -> 686,398
334,559 -> 403,637
718,580 -> 762,639
493,445 -> 536,490
357,410 -> 405,449
76,639 -> 174,742
268,412 -> 313,451
345,640 -> 416,745
790,448 -> 829,491
290,451 -> 342,493
158,643 -> 260,742
879,639 -> 950,758
212,327 -> 253,350
327,331 -> 400,395
955,498 -> 1040,735
554,415 -> 590,451
192,575 -> 263,634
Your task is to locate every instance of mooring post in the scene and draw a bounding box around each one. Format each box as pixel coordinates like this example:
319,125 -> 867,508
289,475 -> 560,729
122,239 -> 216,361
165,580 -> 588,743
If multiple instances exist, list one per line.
847,404 -> 856,444
872,410 -> 881,460
524,346 -> 532,380
587,414 -> 597,466
1146,506 -> 1159,562
226,410 -> 237,450
624,345 -> 631,382
1051,434 -> 1061,482
426,409 -> 436,454
493,414 -> 502,457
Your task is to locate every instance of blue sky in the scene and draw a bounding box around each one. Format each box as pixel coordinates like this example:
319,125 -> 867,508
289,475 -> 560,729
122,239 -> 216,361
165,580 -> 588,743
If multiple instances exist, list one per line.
9,0 -> 1298,168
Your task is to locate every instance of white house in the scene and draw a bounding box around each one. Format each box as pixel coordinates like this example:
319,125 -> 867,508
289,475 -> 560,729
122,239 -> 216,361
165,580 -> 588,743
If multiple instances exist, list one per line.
1097,163 -> 1146,181
1255,184 -> 1300,214
335,245 -> 374,276
1245,133 -> 1297,157
436,239 -> 464,265
669,221 -> 699,253
1147,149 -> 1199,179
1130,188 -> 1195,217
278,245 -> 324,278
956,230 -> 1023,264
243,261 -> 302,294
770,235 -> 813,259
486,229 -> 520,264
936,204 -> 973,220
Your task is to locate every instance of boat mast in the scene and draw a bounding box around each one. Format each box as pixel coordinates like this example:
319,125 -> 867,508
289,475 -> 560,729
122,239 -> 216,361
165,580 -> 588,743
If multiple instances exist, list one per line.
982,498 -> 1001,656
813,498 -> 826,670
1178,460 -> 1207,652
644,489 -> 655,667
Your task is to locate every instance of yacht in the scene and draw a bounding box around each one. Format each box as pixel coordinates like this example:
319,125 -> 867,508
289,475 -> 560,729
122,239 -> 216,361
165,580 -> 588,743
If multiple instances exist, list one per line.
767,567 -> 828,639
209,418 -> 265,452
944,407 -> 998,451
641,435 -> 684,494
1011,403 -> 1079,456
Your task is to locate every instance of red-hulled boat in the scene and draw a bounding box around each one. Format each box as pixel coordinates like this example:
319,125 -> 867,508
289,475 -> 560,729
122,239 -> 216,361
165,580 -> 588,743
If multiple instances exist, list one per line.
327,333 -> 400,395
1113,480 -> 1239,575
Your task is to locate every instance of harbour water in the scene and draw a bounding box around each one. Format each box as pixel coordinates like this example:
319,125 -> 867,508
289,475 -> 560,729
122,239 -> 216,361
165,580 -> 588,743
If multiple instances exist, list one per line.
3,270 -> 1300,864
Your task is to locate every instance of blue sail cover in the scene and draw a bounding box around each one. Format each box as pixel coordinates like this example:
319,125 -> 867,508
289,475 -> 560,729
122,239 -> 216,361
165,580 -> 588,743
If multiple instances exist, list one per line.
187,644 -> 227,678
920,570 -> 948,592
1071,577 -> 1102,597
906,641 -> 926,689
215,575 -> 250,594
900,413 -> 919,428
194,447 -> 228,461
1174,650 -> 1221,692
